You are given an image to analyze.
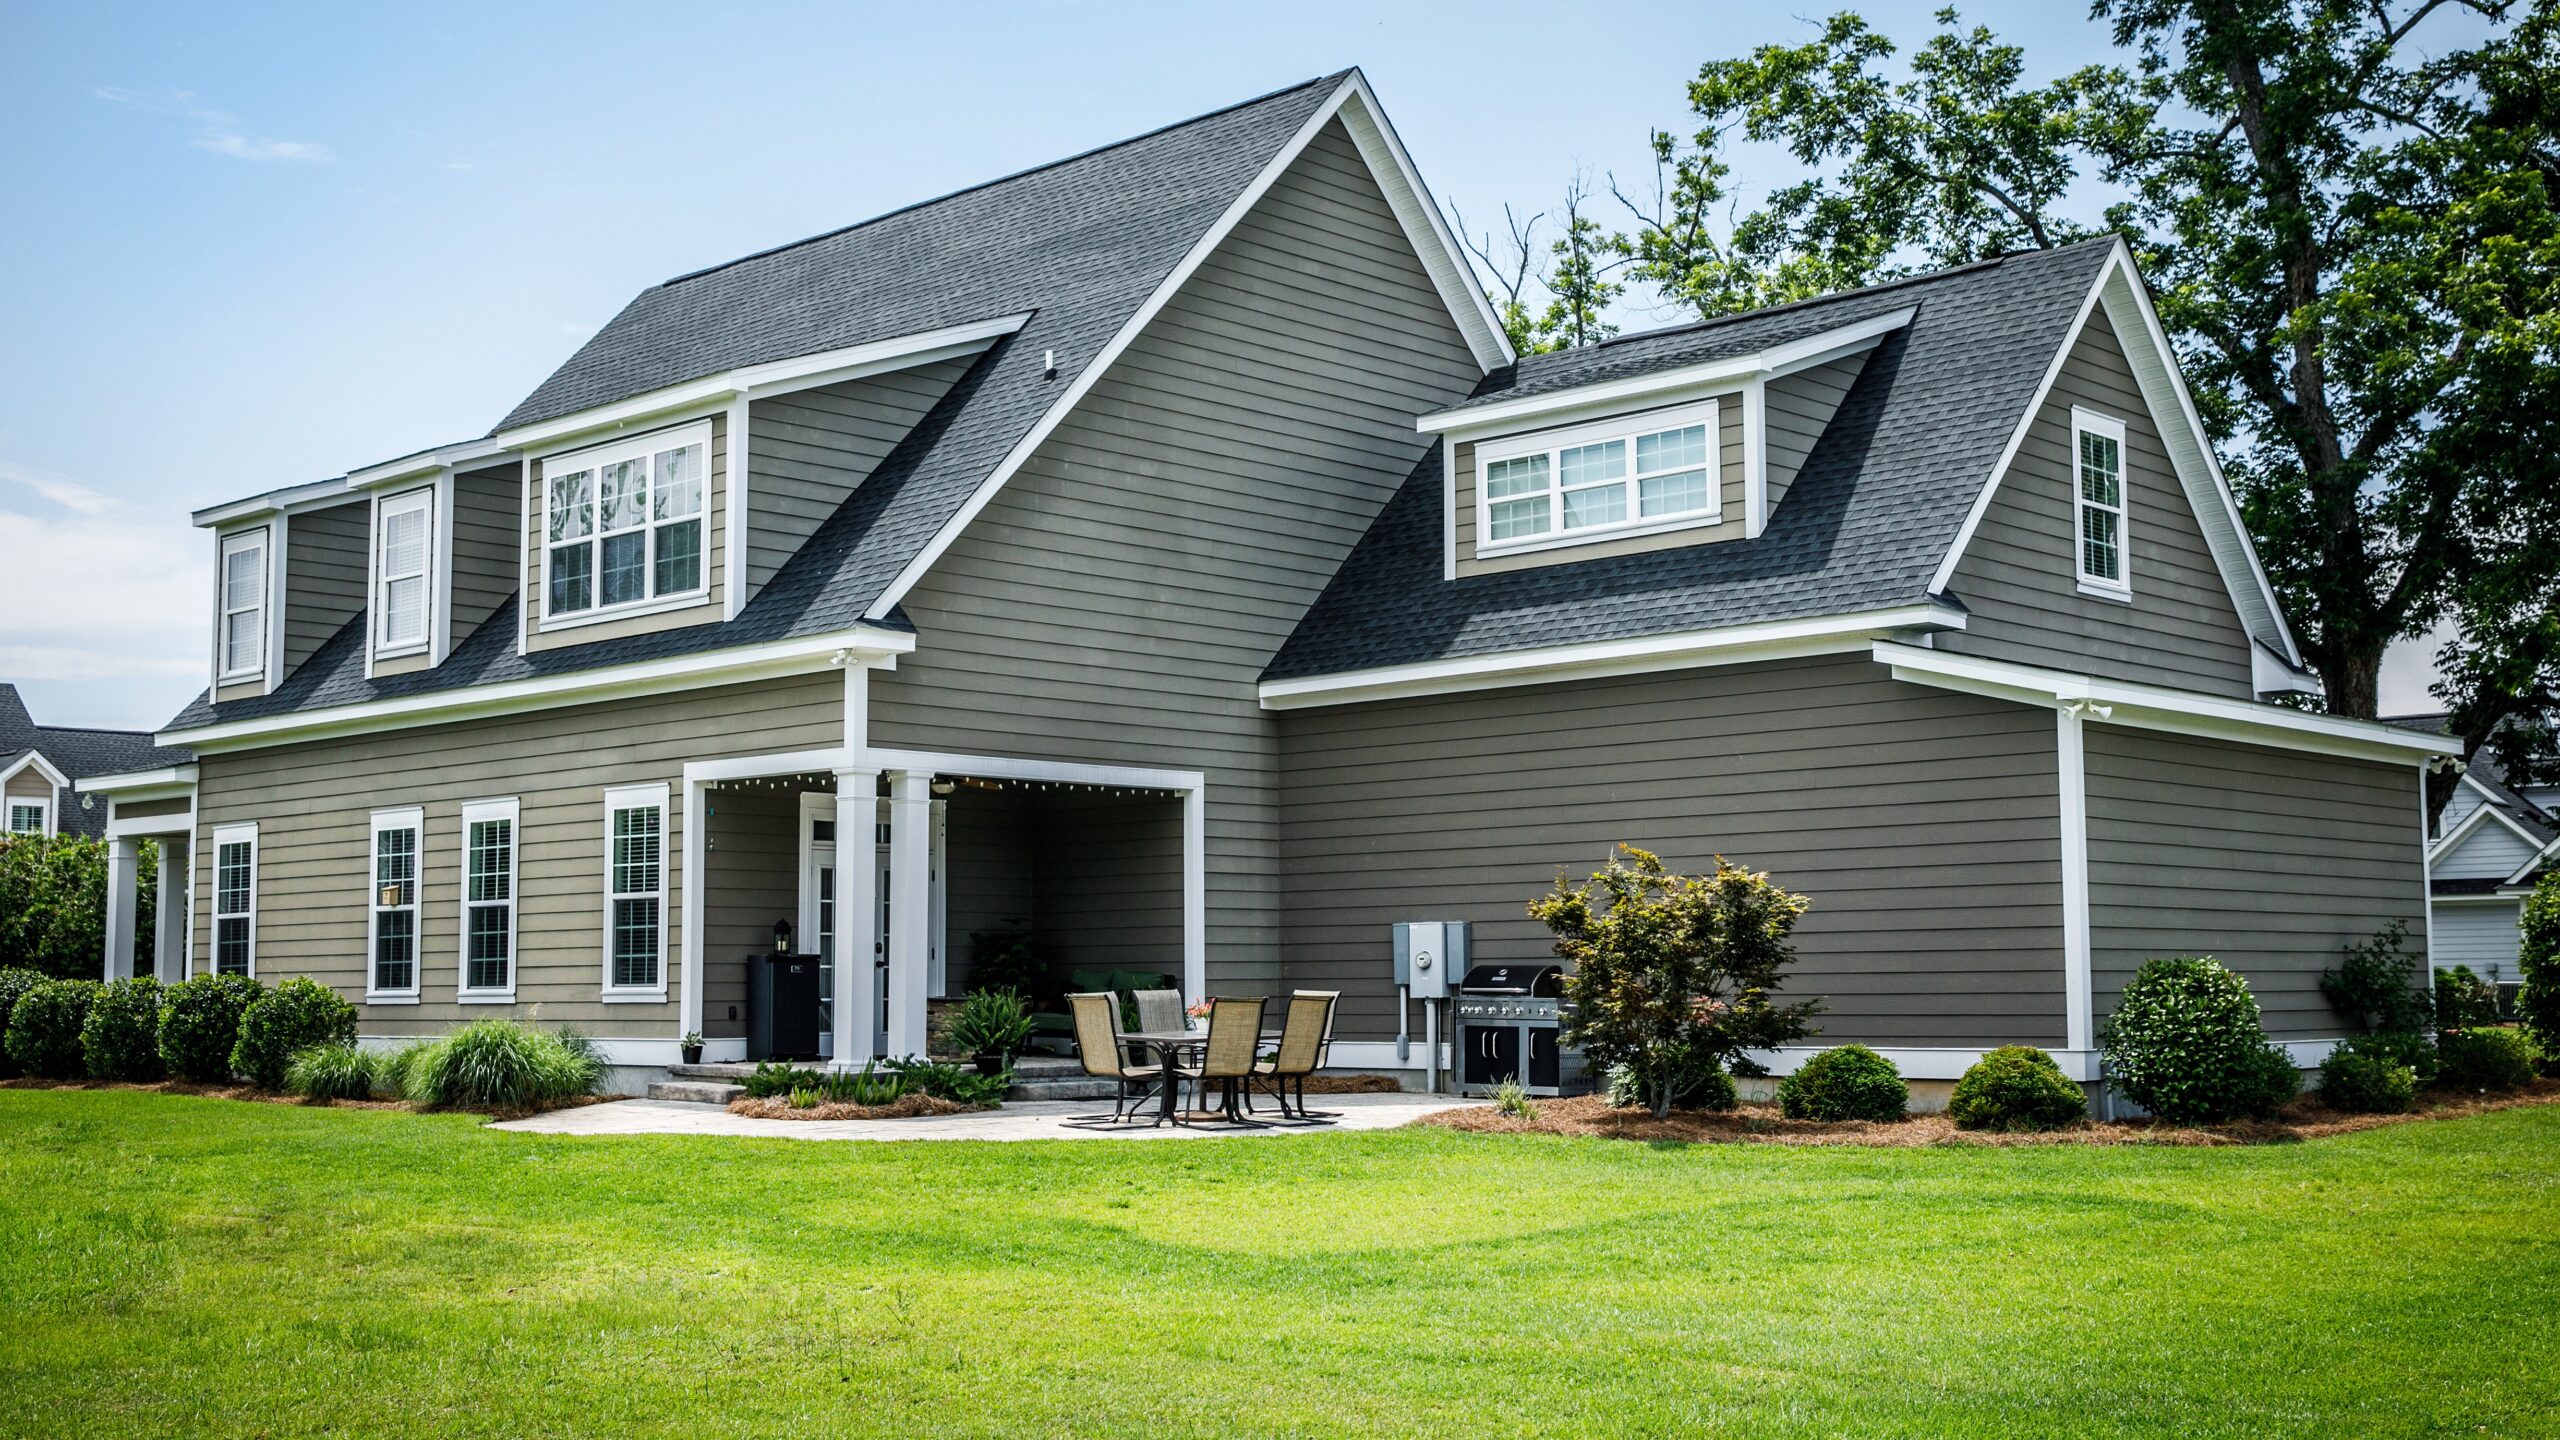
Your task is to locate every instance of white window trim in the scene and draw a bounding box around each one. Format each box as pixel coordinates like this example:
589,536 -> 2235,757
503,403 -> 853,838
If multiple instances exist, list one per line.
211,820 -> 258,978
458,797 -> 520,1003
1474,398 -> 1724,559
216,528 -> 272,682
538,420 -> 713,630
2071,406 -> 2132,599
373,486 -> 436,659
6,795 -> 53,837
601,782 -> 670,1001
366,806 -> 424,1004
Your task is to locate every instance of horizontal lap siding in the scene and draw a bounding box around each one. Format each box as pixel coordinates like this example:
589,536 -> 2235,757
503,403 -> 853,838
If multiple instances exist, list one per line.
2434,814 -> 2542,880
868,118 -> 1482,996
2084,726 -> 2426,1040
946,787 -> 1038,994
1033,792 -> 1183,983
283,503 -> 367,677
1278,653 -> 2068,1047
191,672 -> 843,1036
701,784 -> 800,1040
2431,903 -> 2522,971
449,464 -> 520,647
745,360 -> 967,604
1764,350 -> 1868,513
1940,308 -> 2255,696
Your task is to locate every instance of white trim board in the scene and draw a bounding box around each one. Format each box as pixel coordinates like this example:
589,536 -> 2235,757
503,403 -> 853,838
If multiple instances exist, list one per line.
0,750 -> 71,795
74,764 -> 198,799
2428,795 -> 2546,866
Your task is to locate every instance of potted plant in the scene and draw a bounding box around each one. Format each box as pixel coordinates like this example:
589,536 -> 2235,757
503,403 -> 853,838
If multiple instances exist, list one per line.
948,989 -> 1035,1075
679,1031 -> 704,1066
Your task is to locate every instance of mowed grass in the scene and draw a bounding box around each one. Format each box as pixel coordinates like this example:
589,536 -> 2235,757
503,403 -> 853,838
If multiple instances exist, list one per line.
3,1091 -> 2555,1439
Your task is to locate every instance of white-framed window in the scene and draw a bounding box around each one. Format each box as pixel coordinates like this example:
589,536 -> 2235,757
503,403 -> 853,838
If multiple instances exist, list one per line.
602,783 -> 669,998
218,529 -> 270,681
367,807 -> 423,1001
376,488 -> 434,654
7,798 -> 50,836
1476,399 -> 1721,555
212,822 -> 258,976
2072,407 -> 2130,596
541,422 -> 709,624
460,798 -> 519,1001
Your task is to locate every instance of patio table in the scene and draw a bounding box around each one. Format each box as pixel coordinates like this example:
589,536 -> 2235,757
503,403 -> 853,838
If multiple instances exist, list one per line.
1121,1027 -> 1281,1125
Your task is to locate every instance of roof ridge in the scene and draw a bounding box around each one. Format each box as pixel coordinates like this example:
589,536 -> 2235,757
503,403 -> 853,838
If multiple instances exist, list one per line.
660,70 -> 1354,290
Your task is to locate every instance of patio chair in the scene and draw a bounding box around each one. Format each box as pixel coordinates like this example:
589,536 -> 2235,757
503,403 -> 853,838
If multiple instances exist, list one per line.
1170,996 -> 1265,1127
1247,991 -> 1338,1124
1061,991 -> 1162,1126
1127,987 -> 1185,1067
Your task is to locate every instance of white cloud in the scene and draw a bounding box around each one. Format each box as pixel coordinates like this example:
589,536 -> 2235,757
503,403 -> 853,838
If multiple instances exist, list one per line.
0,477 -> 208,703
194,132 -> 333,163
90,86 -> 332,164
0,460 -> 121,515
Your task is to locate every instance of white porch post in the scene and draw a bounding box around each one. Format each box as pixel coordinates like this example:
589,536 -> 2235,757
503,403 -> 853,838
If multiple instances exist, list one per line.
886,770 -> 933,1058
1182,784 -> 1205,1005
155,837 -> 190,982
833,765 -> 881,1068
679,778 -> 709,1042
2057,703 -> 2095,1055
102,836 -> 140,982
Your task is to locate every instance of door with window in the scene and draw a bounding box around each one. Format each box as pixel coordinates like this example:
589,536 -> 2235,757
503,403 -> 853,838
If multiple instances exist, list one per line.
801,803 -> 893,1058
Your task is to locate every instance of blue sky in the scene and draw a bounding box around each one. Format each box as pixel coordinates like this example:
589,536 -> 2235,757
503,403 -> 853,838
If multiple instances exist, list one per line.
0,1 -> 2439,727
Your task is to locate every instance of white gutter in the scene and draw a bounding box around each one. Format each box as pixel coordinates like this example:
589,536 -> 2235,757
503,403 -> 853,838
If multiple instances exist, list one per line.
73,764 -> 200,799
190,477 -> 361,529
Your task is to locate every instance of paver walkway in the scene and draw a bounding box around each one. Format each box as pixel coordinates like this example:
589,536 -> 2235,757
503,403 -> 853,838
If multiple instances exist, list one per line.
492,1089 -> 1481,1142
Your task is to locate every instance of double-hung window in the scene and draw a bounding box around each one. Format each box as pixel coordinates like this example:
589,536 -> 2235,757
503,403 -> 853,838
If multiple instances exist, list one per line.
1476,400 -> 1721,554
2072,408 -> 2130,596
218,529 -> 269,681
542,423 -> 709,622
212,822 -> 257,976
377,488 -> 434,653
460,798 -> 518,1001
603,784 -> 668,997
368,808 -> 423,1001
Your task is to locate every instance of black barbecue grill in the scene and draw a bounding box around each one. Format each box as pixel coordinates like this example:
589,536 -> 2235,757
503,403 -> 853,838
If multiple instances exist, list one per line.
1452,963 -> 1588,1096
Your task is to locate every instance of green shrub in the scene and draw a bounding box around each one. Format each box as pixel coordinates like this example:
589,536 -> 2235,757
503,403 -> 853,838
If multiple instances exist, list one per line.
1948,1045 -> 2087,1131
2319,920 -> 2430,1035
398,1021 -> 601,1110
81,977 -> 164,1081
157,973 -> 263,1082
947,988 -> 1037,1059
744,1061 -> 821,1098
1776,1044 -> 1908,1122
0,966 -> 48,1078
2434,1027 -> 2539,1093
231,977 -> 358,1090
2100,957 -> 2300,1123
1600,1053 -> 1739,1112
286,1044 -> 384,1102
2318,1044 -> 2417,1114
2520,872 -> 2560,1071
2434,965 -> 2502,1032
2341,1026 -> 2440,1086
883,1055 -> 1008,1108
0,834 -> 154,980
4,978 -> 100,1078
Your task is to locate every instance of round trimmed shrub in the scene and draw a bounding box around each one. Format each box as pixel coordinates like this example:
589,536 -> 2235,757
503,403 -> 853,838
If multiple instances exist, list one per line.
81,977 -> 165,1081
2434,1027 -> 2538,1093
5,978 -> 101,1079
231,976 -> 357,1090
399,1020 -> 601,1110
1776,1044 -> 1908,1122
1948,1045 -> 2087,1131
286,1044 -> 383,1102
2318,1043 -> 2417,1114
157,973 -> 264,1083
0,966 -> 46,1079
2099,957 -> 2299,1123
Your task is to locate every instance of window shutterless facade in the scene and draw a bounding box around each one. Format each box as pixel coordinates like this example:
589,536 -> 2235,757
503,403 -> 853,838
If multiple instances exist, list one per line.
218,529 -> 269,680
540,422 -> 709,625
7,800 -> 47,835
2072,407 -> 2130,596
601,783 -> 669,999
376,488 -> 434,654
367,808 -> 423,1001
1476,399 -> 1722,555
460,798 -> 519,1002
212,822 -> 257,976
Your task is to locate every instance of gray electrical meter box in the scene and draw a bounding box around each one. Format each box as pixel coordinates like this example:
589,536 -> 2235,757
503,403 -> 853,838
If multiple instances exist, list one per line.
1393,920 -> 1468,1000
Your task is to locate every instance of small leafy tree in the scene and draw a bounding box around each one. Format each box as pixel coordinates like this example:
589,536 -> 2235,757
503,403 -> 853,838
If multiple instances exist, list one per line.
2320,919 -> 2431,1036
2520,869 -> 2560,1071
1540,847 -> 1820,1118
0,833 -> 155,980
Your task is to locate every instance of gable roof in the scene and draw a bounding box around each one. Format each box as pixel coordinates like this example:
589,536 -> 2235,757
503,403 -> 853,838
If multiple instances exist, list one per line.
1,684 -> 191,838
2392,713 -> 2558,887
1266,241 -> 2117,683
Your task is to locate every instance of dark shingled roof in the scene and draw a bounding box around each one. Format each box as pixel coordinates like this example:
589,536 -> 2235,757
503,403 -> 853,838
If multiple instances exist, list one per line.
2390,712 -> 2558,853
1264,240 -> 2116,681
2,684 -> 192,839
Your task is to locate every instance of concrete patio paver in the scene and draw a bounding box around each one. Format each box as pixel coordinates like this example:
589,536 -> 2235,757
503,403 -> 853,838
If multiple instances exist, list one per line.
491,1089 -> 1482,1142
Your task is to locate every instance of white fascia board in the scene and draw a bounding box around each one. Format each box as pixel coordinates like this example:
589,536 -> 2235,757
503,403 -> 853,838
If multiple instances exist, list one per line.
1338,73 -> 1514,371
2428,798 -> 2542,866
1258,604 -> 1967,710
346,436 -> 516,492
72,764 -> 199,799
1875,640 -> 2459,765
161,627 -> 915,754
2252,639 -> 2324,698
1,750 -> 72,792
2507,836 -> 2559,886
1415,307 -> 1915,439
492,313 -> 1031,454
191,476 -> 359,529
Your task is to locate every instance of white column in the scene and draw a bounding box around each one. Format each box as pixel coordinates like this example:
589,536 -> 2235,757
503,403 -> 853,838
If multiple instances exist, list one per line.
1182,784 -> 1206,1005
886,770 -> 933,1059
102,836 -> 140,982
832,766 -> 881,1068
155,838 -> 190,982
2057,703 -> 2094,1055
679,778 -> 709,1042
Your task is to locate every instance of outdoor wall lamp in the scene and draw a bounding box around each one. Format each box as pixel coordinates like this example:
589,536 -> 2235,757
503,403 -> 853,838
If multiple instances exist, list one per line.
774,918 -> 795,954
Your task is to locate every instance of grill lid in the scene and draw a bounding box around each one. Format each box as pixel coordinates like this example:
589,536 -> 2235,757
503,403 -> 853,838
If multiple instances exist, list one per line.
1458,963 -> 1564,997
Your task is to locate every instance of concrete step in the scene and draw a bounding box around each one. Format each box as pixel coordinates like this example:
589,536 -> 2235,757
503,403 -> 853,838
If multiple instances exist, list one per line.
1006,1076 -> 1122,1102
647,1079 -> 745,1105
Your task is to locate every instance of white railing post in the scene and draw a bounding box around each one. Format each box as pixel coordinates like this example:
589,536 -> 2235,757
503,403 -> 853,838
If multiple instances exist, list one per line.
886,771 -> 933,1059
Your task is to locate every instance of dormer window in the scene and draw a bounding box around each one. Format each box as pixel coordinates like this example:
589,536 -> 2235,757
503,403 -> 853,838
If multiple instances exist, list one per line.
2073,408 -> 2130,597
218,529 -> 269,680
376,488 -> 433,653
542,422 -> 709,622
1476,400 -> 1720,556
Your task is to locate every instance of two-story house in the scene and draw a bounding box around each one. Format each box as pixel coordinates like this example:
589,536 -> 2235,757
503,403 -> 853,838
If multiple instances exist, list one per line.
81,71 -> 2450,1093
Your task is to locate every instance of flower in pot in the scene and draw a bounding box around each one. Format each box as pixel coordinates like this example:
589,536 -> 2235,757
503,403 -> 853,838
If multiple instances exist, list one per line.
679,1031 -> 704,1066
948,989 -> 1036,1076
1185,999 -> 1213,1030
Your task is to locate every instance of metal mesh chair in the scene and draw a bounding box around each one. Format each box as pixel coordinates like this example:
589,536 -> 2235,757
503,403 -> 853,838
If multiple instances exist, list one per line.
1171,995 -> 1265,1126
1129,987 -> 1185,1066
1063,991 -> 1161,1125
1247,991 -> 1337,1123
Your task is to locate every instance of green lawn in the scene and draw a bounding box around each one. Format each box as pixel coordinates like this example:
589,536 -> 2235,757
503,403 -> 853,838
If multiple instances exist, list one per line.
5,1092 -> 2555,1439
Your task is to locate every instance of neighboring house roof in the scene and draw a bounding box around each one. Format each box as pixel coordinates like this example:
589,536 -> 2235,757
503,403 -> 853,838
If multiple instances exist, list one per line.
0,683 -> 193,838
2392,711 -> 2558,892
1266,241 -> 2117,681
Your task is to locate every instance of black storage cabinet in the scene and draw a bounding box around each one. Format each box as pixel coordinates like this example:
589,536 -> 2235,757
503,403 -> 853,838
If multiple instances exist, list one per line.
746,952 -> 824,1061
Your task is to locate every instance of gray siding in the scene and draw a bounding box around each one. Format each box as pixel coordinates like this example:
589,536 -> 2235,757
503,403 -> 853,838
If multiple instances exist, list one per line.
1765,350 -> 1869,513
1939,307 -> 2256,696
946,786 -> 1038,994
282,503 -> 368,676
701,783 -> 801,1041
450,463 -> 520,647
745,360 -> 968,604
2431,901 -> 2523,973
2434,811 -> 2542,880
190,671 -> 844,1036
1277,653 -> 2069,1047
1032,790 -> 1183,983
868,117 -> 1484,996
2084,726 -> 2427,1041
1452,397 -> 1747,577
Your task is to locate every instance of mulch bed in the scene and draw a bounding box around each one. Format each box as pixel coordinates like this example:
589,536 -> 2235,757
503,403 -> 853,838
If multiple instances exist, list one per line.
1418,1078 -> 2560,1147
726,1092 -> 973,1122
1299,1073 -> 1405,1095
0,1076 -> 616,1120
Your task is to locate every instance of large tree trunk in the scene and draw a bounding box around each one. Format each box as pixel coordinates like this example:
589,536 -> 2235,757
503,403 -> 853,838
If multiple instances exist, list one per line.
2322,646 -> 2384,721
